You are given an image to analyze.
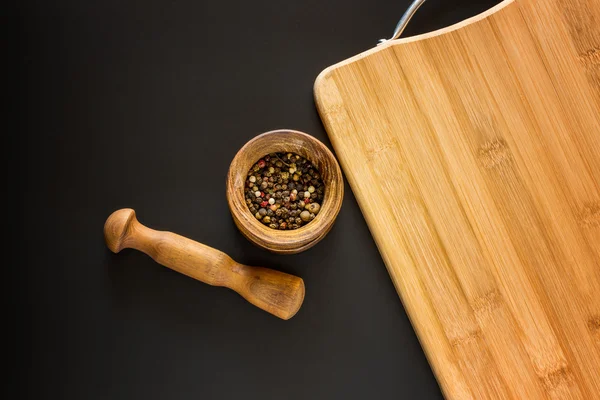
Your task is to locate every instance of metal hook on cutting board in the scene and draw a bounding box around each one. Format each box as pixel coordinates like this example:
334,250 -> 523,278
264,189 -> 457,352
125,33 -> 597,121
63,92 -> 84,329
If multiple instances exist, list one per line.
378,0 -> 427,45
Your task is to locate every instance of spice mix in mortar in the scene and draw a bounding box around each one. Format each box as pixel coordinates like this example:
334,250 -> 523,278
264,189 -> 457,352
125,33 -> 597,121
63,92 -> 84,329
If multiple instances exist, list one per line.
245,153 -> 324,230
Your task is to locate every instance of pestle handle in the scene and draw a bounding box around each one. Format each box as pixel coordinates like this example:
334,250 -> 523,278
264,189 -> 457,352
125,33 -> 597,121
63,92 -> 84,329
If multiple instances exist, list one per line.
104,209 -> 304,320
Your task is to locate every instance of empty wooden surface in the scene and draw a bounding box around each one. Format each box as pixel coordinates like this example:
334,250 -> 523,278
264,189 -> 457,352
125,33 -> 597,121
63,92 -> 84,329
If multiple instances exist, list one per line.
314,0 -> 600,398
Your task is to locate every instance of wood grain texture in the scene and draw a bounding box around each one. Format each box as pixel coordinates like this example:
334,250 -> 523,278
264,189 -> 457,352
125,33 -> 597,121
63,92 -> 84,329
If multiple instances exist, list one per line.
226,130 -> 344,254
104,209 -> 305,319
314,0 -> 600,398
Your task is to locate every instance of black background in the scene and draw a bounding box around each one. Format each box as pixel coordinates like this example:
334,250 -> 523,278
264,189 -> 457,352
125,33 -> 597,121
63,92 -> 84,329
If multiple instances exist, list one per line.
18,0 -> 502,398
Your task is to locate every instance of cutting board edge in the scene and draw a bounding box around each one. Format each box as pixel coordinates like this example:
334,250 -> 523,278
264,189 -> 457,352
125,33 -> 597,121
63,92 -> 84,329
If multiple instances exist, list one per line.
314,0 -> 514,104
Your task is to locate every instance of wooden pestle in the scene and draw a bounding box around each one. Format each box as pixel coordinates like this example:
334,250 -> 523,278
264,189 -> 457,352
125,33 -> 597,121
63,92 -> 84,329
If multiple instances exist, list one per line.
104,209 -> 304,319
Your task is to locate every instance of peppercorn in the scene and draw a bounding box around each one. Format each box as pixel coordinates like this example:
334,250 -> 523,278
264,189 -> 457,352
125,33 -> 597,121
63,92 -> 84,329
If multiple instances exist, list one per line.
305,202 -> 321,214
244,152 -> 325,230
300,210 -> 311,222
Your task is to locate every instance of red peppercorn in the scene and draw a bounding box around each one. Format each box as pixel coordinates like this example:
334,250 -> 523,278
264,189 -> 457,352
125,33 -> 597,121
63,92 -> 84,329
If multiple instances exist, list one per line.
304,198 -> 310,204
260,201 -> 268,208
260,192 -> 265,197
258,159 -> 266,168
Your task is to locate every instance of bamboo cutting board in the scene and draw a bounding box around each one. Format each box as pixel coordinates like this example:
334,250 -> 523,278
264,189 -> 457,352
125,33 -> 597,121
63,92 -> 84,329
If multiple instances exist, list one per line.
314,0 -> 600,398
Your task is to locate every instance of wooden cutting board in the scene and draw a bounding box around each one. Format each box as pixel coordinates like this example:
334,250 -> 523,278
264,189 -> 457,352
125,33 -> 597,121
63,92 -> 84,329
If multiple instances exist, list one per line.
314,0 -> 600,398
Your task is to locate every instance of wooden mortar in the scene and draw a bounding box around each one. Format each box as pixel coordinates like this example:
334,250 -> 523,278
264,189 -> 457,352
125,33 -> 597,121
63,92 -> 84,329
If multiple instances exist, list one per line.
226,130 -> 344,254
